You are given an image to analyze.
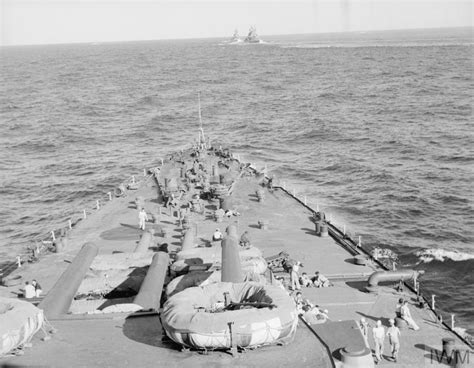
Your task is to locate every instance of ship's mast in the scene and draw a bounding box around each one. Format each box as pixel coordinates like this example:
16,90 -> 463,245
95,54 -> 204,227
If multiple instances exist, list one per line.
198,92 -> 206,147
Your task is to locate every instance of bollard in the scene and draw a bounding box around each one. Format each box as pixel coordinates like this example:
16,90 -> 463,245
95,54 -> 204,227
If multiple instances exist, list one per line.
108,192 -> 112,201
17,256 -> 21,268
133,251 -> 170,311
358,236 -> 362,247
392,262 -> 397,271
68,220 -> 72,230
96,200 -> 100,210
315,221 -> 321,235
51,230 -> 56,241
442,337 -> 455,357
39,243 -> 98,319
451,314 -> 455,329
432,295 -> 436,310
343,224 -> 346,236
320,223 -> 329,237
83,209 -> 87,219
161,158 -> 164,166
304,196 -> 307,206
316,204 -> 319,212
292,189 -> 295,197
143,168 -> 147,176
132,175 -> 136,184
283,181 -> 286,190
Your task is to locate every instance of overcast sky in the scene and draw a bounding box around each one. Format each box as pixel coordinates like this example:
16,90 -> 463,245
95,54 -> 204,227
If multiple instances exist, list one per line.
0,0 -> 472,46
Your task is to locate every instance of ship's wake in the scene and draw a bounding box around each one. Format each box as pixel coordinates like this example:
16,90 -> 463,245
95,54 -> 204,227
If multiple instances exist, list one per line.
416,248 -> 474,263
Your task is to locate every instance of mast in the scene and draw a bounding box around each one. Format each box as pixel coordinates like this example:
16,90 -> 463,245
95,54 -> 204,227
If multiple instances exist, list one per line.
198,92 -> 206,147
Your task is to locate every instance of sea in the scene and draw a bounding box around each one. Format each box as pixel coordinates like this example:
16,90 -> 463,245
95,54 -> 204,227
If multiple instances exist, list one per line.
1,27 -> 473,335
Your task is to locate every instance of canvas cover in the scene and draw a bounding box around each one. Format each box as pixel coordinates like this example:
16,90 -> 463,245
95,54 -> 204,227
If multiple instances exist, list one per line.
0,297 -> 44,356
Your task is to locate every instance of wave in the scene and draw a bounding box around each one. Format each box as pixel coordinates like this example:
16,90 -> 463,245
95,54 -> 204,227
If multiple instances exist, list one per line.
416,248 -> 474,263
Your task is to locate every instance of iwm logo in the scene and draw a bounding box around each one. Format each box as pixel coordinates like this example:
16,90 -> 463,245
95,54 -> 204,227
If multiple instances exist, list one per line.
428,349 -> 470,365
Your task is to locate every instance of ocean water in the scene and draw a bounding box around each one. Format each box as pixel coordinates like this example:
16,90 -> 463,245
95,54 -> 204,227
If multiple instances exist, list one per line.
1,27 -> 473,334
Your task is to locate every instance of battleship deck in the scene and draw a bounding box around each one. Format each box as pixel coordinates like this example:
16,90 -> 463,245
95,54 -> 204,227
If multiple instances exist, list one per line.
1,148 -> 472,367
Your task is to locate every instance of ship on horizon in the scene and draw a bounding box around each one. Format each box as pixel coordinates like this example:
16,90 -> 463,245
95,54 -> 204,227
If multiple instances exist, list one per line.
228,26 -> 264,44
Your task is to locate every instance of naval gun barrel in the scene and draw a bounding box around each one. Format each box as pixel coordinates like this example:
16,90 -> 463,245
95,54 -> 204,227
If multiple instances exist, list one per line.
133,251 -> 169,310
39,242 -> 98,319
221,225 -> 243,283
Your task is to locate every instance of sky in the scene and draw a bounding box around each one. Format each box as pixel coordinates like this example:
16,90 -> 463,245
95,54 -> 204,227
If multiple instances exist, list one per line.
0,0 -> 472,46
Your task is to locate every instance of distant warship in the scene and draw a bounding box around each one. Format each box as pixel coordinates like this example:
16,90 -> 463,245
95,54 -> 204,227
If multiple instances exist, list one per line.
229,29 -> 242,44
244,26 -> 262,43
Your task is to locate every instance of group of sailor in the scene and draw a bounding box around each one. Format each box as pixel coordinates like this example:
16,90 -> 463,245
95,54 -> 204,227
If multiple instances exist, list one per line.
24,280 -> 42,299
358,297 -> 421,364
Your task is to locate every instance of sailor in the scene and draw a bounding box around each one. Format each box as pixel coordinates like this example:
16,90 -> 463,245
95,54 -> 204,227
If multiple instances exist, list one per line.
239,231 -> 251,248
212,228 -> 223,241
312,271 -> 330,287
386,318 -> 401,362
290,262 -> 302,291
372,320 -> 385,364
299,272 -> 312,287
395,298 -> 404,318
400,300 -> 420,330
32,279 -> 42,297
294,291 -> 304,315
138,208 -> 148,231
359,317 -> 370,347
24,281 -> 36,299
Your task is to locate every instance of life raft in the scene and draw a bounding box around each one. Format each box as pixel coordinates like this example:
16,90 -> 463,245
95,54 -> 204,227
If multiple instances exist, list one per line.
165,270 -> 267,297
0,297 -> 44,356
161,282 -> 298,350
171,246 -> 267,275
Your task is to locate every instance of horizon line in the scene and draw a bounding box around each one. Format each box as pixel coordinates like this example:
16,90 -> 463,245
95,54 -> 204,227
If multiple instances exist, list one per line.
1,25 -> 472,48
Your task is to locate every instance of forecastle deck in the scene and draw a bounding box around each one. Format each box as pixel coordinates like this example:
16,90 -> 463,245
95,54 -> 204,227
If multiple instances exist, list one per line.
1,145 -> 472,367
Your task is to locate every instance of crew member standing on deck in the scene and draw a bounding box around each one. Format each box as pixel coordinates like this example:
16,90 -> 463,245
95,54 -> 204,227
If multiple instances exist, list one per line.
138,208 -> 148,231
372,320 -> 385,364
401,300 -> 420,330
359,317 -> 370,347
386,318 -> 401,362
290,262 -> 302,291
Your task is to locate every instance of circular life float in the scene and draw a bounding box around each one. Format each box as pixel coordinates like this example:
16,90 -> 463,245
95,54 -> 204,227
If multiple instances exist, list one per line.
0,297 -> 44,356
166,271 -> 267,297
161,282 -> 298,350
